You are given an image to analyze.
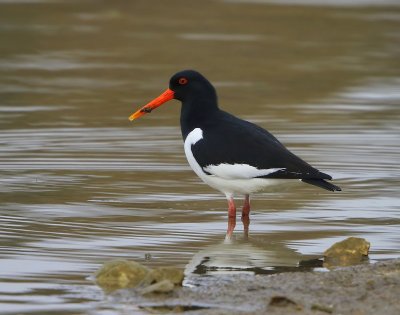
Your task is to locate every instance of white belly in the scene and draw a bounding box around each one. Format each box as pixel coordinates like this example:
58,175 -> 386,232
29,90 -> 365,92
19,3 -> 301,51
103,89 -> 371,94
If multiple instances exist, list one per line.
200,175 -> 286,195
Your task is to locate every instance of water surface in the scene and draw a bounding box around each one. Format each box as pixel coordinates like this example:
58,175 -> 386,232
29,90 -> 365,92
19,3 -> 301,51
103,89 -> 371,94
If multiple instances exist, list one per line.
0,0 -> 399,314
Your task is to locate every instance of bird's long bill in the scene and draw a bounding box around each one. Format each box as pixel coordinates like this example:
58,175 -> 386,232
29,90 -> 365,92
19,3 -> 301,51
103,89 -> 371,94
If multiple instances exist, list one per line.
129,88 -> 175,121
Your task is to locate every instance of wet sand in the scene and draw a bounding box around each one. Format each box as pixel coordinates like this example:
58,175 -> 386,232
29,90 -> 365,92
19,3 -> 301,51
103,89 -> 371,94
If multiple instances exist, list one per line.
115,259 -> 400,314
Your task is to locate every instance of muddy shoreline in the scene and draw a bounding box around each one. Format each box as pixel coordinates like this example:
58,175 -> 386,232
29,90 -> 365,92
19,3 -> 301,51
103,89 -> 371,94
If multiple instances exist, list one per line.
113,259 -> 400,314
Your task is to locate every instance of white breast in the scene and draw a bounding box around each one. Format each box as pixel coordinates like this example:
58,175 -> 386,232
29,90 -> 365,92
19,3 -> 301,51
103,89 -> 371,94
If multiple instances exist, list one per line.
184,128 -> 205,178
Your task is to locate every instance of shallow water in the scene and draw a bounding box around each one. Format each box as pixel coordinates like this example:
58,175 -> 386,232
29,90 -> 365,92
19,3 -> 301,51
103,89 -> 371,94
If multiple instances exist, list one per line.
1,0 -> 400,314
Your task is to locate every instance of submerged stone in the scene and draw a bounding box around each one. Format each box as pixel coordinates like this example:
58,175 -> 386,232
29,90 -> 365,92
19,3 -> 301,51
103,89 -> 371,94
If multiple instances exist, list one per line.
324,237 -> 370,268
268,295 -> 302,310
140,279 -> 175,295
95,259 -> 150,292
145,267 -> 184,285
94,259 -> 183,294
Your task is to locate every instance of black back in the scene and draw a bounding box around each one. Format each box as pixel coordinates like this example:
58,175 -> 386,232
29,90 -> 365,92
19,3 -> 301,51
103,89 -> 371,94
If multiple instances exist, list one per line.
190,110 -> 332,180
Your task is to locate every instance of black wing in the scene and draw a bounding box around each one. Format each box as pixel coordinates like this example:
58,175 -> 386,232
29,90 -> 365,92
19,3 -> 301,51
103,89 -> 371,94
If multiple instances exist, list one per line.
191,111 -> 332,180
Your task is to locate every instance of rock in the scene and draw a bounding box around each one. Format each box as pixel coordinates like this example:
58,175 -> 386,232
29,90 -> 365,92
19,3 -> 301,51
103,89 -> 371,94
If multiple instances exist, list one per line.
140,279 -> 175,295
324,237 -> 370,268
95,259 -> 150,292
94,260 -> 184,294
144,267 -> 184,286
311,304 -> 334,313
268,296 -> 302,310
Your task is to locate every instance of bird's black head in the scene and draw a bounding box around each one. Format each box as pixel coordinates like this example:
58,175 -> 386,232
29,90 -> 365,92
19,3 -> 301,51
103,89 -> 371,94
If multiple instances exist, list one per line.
169,70 -> 217,103
129,69 -> 218,121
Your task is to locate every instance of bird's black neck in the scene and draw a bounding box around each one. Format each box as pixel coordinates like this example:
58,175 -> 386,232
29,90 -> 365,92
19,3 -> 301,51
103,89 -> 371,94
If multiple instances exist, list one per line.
180,92 -> 219,140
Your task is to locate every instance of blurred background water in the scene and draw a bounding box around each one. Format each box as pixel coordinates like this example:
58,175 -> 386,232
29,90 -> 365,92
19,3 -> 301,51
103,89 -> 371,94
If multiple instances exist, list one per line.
0,0 -> 399,314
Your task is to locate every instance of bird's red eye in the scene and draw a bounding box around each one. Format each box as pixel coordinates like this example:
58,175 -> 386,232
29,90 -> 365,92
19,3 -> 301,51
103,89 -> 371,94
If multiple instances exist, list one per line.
178,77 -> 188,85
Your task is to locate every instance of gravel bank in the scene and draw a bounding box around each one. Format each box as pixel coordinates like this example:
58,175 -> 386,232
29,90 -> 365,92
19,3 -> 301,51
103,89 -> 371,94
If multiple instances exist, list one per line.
115,259 -> 400,314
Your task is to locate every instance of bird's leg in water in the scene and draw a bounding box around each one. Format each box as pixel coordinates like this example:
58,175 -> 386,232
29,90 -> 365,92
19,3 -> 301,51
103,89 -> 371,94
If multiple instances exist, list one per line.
242,194 -> 250,239
225,196 -> 236,240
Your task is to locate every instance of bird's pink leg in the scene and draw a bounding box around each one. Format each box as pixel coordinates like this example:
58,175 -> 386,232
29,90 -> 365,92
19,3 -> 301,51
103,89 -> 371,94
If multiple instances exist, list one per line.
242,194 -> 250,217
241,194 -> 250,239
225,196 -> 236,240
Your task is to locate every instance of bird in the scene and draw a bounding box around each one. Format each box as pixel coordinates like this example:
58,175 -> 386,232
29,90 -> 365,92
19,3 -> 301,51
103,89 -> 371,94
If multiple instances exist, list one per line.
129,70 -> 341,239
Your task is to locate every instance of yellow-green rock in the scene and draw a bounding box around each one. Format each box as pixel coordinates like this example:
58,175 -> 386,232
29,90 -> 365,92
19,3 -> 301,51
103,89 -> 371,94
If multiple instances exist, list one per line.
94,260 -> 184,294
144,267 -> 184,286
95,259 -> 150,292
324,237 -> 370,268
140,279 -> 175,295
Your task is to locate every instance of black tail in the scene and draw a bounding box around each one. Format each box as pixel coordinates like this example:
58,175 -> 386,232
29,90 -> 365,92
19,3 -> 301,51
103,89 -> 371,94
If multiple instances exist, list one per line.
301,179 -> 341,192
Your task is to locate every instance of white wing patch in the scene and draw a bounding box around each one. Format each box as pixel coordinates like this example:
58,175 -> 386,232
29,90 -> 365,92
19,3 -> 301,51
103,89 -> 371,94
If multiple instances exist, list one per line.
203,164 -> 285,180
184,128 -> 205,178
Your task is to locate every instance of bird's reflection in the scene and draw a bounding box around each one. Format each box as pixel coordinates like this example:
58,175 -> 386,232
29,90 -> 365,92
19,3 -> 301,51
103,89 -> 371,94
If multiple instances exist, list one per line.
184,235 -> 323,285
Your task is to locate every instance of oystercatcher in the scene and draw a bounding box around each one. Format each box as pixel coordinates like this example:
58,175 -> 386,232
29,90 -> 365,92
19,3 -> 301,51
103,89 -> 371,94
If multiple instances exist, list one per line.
129,70 -> 341,239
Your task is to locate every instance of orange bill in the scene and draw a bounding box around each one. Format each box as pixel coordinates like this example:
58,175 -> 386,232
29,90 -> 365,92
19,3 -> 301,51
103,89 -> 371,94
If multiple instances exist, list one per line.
129,89 -> 175,121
